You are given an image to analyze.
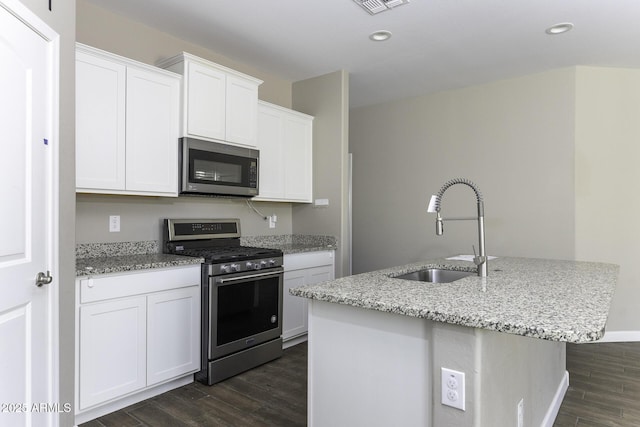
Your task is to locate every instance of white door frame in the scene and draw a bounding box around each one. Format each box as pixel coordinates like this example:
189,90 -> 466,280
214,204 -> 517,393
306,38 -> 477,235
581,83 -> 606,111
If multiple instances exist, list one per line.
0,0 -> 60,425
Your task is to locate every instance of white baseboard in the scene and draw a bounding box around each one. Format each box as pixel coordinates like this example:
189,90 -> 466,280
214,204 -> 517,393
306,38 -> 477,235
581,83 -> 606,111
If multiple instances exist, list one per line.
283,333 -> 308,349
74,375 -> 193,425
541,370 -> 569,427
591,330 -> 640,343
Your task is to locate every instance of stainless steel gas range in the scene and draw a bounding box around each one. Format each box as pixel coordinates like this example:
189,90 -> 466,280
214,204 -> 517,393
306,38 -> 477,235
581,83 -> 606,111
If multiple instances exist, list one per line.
163,218 -> 284,385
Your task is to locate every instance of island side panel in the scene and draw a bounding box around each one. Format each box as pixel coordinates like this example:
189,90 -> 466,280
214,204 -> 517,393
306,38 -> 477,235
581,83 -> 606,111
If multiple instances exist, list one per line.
477,327 -> 567,427
307,300 -> 432,427
431,322 -> 567,427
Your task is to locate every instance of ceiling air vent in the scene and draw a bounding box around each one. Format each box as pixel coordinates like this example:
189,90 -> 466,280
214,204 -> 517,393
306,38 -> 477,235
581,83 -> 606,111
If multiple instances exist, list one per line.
353,0 -> 410,15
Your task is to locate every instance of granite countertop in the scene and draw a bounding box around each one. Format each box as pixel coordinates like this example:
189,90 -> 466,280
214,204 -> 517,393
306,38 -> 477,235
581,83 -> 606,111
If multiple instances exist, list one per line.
290,256 -> 619,343
75,235 -> 336,277
76,241 -> 202,277
76,253 -> 203,277
241,234 -> 337,254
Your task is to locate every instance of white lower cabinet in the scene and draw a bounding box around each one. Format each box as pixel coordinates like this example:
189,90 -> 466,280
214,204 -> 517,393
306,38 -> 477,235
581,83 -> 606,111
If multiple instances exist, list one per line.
283,251 -> 335,345
147,287 -> 201,386
79,296 -> 147,409
76,266 -> 200,424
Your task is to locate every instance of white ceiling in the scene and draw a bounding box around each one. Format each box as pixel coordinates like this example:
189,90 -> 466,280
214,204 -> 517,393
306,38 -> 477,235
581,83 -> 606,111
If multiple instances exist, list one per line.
84,0 -> 640,108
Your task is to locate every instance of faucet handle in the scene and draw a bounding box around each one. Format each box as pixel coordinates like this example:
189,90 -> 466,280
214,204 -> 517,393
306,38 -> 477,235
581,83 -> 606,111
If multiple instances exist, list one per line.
472,245 -> 486,266
436,213 -> 444,235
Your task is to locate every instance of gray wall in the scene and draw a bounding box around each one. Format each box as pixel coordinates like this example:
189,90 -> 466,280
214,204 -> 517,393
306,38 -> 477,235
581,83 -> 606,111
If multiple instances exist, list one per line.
574,66 -> 640,333
350,68 -> 576,274
292,71 -> 351,277
76,0 -> 350,255
76,194 -> 294,243
351,66 -> 640,334
77,0 -> 293,108
18,0 -> 77,425
76,0 -> 295,244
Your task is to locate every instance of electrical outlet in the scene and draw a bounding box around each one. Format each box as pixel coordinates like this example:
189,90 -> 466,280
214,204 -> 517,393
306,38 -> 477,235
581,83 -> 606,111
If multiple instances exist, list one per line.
441,368 -> 465,410
517,398 -> 524,427
109,215 -> 120,232
268,214 -> 277,229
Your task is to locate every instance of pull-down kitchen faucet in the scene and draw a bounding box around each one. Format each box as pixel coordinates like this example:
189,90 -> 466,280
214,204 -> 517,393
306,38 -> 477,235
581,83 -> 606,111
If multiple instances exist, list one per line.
430,178 -> 488,277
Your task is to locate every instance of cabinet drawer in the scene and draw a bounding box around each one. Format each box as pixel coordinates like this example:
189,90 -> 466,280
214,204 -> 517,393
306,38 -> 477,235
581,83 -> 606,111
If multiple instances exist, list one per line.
80,265 -> 201,304
284,251 -> 334,271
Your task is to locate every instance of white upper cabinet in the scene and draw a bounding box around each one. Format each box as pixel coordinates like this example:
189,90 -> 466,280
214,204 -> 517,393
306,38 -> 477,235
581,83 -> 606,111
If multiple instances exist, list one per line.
184,60 -> 226,141
75,43 -> 180,197
158,52 -> 262,148
76,50 -> 126,191
125,67 -> 180,194
254,101 -> 313,203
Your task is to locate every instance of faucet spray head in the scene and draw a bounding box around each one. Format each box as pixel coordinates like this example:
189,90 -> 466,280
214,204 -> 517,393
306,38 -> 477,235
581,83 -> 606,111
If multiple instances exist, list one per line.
436,212 -> 443,235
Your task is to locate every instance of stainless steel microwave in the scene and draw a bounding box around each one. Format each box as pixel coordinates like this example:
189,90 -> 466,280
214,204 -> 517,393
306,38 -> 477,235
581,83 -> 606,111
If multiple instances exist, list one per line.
179,137 -> 259,197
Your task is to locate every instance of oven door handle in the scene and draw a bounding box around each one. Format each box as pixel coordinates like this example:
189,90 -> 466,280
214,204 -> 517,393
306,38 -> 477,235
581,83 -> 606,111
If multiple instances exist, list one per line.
216,270 -> 282,284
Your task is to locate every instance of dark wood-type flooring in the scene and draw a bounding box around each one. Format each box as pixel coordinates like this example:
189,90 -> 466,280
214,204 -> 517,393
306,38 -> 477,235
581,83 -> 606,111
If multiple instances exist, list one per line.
554,341 -> 640,427
80,342 -> 307,427
82,341 -> 640,427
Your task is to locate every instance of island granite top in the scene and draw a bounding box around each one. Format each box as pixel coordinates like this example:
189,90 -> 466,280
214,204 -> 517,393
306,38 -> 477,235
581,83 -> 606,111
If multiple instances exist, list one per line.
289,256 -> 619,343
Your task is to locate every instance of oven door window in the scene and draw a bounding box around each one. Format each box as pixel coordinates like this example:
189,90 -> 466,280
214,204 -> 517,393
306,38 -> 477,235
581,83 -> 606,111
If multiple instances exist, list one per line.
189,149 -> 256,188
216,275 -> 280,346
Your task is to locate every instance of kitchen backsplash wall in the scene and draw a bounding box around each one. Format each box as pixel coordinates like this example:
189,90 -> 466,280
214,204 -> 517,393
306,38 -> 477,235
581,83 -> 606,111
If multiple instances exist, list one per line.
76,194 -> 293,244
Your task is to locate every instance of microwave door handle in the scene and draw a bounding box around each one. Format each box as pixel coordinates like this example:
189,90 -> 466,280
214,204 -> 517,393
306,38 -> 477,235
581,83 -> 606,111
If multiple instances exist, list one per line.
216,270 -> 282,284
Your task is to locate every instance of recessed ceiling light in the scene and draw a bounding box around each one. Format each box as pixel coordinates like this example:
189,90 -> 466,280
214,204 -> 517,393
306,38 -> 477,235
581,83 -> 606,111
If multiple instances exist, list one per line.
369,30 -> 392,41
545,22 -> 574,35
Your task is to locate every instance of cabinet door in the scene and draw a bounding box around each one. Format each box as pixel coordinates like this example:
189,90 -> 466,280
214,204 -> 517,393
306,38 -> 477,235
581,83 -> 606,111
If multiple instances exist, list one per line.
126,66 -> 180,195
255,104 -> 285,199
225,75 -> 259,147
147,286 -> 200,386
76,51 -> 126,191
283,269 -> 308,341
307,265 -> 334,285
283,260 -> 335,342
185,60 -> 226,141
79,296 -> 147,410
283,113 -> 313,202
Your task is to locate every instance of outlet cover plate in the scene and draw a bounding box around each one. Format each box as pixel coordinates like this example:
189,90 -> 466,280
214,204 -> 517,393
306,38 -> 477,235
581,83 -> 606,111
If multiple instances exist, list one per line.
109,215 -> 120,232
441,367 -> 465,411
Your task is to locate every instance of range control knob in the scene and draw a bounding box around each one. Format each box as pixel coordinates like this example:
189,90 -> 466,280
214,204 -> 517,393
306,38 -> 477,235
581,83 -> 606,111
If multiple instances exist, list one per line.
260,260 -> 268,268
268,259 -> 277,266
221,264 -> 242,273
246,261 -> 261,270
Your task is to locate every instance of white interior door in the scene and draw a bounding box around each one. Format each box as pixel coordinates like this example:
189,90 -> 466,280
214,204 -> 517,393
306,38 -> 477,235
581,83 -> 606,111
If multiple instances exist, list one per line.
0,1 -> 58,426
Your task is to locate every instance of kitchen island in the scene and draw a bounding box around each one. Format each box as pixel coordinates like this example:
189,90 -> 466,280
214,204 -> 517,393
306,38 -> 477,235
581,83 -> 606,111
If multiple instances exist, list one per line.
290,257 -> 618,427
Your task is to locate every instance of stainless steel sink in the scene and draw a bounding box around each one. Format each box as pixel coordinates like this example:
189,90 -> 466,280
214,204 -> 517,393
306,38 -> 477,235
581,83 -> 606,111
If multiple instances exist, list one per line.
394,268 -> 474,283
